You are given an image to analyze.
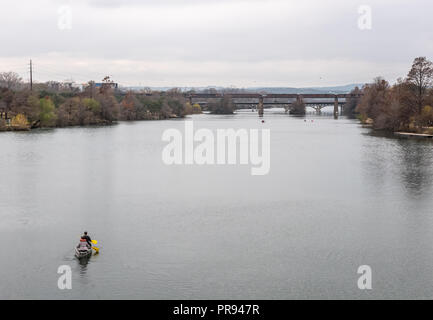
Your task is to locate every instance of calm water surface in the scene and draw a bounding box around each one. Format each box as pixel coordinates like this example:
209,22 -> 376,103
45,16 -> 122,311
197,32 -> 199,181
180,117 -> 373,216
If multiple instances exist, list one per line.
1,109 -> 433,299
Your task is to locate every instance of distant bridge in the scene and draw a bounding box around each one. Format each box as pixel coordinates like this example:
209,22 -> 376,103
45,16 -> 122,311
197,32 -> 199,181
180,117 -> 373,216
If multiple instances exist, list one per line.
116,91 -> 362,118
188,93 -> 362,117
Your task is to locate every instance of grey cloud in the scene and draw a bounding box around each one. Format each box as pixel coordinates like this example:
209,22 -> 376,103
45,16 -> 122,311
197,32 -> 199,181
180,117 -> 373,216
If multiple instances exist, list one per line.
1,0 -> 432,86
53,0 -> 262,8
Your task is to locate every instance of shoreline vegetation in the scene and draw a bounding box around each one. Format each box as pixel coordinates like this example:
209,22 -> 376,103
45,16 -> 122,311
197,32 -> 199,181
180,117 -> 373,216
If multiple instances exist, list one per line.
1,57 -> 432,136
345,57 -> 433,136
0,76 -> 207,132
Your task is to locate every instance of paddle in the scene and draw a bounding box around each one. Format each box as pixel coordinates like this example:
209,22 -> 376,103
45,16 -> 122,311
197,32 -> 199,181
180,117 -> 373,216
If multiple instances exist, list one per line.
91,240 -> 100,253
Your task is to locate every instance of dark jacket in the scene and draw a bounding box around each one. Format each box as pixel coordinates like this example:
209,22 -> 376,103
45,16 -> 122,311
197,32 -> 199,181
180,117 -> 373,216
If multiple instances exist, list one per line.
82,235 -> 92,246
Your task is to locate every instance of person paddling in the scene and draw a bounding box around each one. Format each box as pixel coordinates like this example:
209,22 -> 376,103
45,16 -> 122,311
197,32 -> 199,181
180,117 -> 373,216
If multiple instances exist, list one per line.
81,231 -> 92,247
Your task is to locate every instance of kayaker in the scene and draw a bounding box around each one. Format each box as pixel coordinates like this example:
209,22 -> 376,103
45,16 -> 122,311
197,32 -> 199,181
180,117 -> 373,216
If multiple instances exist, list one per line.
81,231 -> 92,247
77,238 -> 90,250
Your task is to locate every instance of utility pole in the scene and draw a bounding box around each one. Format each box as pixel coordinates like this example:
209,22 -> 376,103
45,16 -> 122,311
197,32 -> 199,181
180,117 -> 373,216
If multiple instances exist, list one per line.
90,81 -> 94,98
29,59 -> 33,91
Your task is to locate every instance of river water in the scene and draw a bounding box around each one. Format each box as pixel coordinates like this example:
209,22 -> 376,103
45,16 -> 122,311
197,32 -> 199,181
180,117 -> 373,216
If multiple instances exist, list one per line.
1,109 -> 433,299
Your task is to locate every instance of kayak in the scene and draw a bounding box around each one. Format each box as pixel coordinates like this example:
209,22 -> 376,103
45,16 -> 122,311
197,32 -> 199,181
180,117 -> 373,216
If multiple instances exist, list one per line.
75,246 -> 92,259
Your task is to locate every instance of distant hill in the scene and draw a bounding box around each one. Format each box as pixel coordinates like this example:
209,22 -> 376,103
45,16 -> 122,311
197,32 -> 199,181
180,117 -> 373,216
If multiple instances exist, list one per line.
122,84 -> 365,94
247,84 -> 364,94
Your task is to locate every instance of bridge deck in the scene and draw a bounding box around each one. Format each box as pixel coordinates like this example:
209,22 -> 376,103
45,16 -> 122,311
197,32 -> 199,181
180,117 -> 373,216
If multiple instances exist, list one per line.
189,93 -> 361,99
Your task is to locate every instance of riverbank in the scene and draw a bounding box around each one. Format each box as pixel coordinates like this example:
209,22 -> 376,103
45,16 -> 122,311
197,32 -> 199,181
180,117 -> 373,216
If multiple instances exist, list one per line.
0,84 -> 207,133
394,132 -> 433,139
0,112 -> 185,133
359,116 -> 433,139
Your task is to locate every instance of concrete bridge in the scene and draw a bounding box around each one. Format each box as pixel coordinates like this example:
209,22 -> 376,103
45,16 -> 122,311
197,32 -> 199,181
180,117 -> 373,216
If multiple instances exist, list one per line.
188,93 -> 361,118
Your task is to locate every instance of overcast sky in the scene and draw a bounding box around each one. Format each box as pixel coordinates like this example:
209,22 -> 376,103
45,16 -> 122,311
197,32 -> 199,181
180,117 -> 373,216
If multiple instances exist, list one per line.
0,0 -> 432,87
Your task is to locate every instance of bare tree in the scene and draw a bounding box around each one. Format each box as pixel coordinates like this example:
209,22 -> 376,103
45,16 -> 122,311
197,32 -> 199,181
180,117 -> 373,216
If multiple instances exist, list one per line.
0,72 -> 22,90
290,95 -> 306,115
407,57 -> 433,112
344,87 -> 362,117
209,95 -> 235,114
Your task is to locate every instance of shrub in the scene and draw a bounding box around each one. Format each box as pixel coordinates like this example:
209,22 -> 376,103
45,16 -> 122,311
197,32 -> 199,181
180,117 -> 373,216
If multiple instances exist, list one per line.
184,102 -> 193,115
11,113 -> 30,130
39,97 -> 57,127
83,98 -> 101,114
192,103 -> 202,114
418,105 -> 433,127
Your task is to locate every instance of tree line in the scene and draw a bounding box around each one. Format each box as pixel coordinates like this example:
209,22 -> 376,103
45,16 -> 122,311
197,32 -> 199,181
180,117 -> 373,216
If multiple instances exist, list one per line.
4,57 -> 430,133
0,76 -> 204,131
345,57 -> 433,133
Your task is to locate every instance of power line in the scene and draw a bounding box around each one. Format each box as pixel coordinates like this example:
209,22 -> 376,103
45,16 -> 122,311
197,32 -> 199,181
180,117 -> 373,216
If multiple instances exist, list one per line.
6,60 -> 148,88
36,64 -> 103,82
33,70 -> 77,82
35,64 -> 147,87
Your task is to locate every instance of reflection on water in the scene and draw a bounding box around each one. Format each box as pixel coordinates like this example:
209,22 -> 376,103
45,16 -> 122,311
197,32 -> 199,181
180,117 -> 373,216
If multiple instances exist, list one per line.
78,256 -> 91,275
397,139 -> 433,197
362,131 -> 433,199
1,110 -> 433,299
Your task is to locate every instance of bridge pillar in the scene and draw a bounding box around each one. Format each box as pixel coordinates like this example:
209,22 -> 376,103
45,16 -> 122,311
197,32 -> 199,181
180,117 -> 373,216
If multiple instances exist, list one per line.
334,96 -> 339,119
258,96 -> 264,116
188,95 -> 193,106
